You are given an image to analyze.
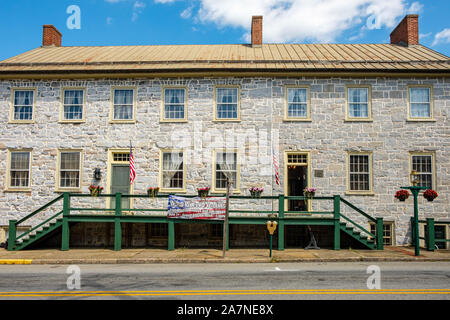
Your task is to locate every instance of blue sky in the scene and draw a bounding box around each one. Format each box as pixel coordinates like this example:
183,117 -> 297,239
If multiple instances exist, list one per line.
0,0 -> 449,61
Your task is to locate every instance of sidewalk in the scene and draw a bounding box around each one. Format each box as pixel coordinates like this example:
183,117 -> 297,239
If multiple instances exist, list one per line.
1,247 -> 450,264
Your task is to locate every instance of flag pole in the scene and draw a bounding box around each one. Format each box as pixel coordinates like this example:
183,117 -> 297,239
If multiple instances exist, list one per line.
222,177 -> 231,258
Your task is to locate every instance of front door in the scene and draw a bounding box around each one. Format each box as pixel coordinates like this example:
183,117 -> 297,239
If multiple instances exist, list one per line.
110,165 -> 130,210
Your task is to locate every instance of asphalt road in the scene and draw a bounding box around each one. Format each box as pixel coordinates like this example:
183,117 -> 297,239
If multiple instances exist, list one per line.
0,262 -> 449,300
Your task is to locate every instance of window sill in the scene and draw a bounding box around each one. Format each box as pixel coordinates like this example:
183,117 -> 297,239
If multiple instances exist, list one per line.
58,120 -> 86,124
212,119 -> 241,123
211,190 -> 241,195
159,189 -> 186,194
8,120 -> 35,124
345,191 -> 375,196
406,118 -> 436,122
283,118 -> 312,122
4,188 -> 32,193
160,120 -> 188,123
344,118 -> 373,122
109,120 -> 136,124
54,189 -> 83,193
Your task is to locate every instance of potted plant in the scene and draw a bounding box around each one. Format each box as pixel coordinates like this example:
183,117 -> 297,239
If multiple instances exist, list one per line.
423,189 -> 438,202
395,190 -> 409,202
303,187 -> 317,198
249,187 -> 264,198
197,187 -> 210,198
89,185 -> 103,197
147,187 -> 159,198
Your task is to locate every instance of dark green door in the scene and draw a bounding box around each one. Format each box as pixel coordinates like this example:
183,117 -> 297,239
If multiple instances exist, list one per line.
110,165 -> 130,209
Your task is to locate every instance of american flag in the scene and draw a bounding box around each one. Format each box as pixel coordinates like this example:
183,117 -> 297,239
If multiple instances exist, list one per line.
273,148 -> 280,186
129,144 -> 136,185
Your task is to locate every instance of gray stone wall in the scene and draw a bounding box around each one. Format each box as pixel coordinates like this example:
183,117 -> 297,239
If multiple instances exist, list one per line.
0,76 -> 449,246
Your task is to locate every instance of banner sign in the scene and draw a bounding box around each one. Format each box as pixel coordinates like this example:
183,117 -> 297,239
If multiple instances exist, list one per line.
167,196 -> 226,220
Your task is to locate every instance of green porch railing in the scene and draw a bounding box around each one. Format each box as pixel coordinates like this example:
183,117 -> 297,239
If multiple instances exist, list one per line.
8,192 -> 383,251
416,218 -> 450,251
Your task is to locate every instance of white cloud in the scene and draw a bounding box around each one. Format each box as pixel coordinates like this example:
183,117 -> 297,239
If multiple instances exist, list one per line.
170,0 -> 424,43
181,6 -> 194,19
432,28 -> 450,46
132,1 -> 146,22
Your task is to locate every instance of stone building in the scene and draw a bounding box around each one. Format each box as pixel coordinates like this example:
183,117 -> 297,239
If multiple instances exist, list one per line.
0,15 -> 449,249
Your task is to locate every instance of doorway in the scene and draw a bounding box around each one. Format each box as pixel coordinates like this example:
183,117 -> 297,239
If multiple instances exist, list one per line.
285,152 -> 310,212
108,150 -> 133,210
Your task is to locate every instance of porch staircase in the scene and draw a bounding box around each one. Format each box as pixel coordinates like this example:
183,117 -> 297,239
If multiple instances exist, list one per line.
340,222 -> 376,250
12,219 -> 63,251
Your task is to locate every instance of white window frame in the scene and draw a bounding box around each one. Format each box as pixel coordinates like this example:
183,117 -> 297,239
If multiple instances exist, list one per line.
60,88 -> 86,123
345,85 -> 372,121
56,150 -> 83,192
110,87 -> 137,123
161,87 -> 188,122
409,152 -> 436,190
159,150 -> 185,193
407,85 -> 434,121
284,86 -> 311,121
346,152 -> 374,195
214,86 -> 241,121
9,88 -> 36,123
212,150 -> 240,193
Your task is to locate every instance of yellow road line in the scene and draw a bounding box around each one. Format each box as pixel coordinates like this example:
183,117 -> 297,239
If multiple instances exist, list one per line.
0,289 -> 449,297
0,259 -> 32,265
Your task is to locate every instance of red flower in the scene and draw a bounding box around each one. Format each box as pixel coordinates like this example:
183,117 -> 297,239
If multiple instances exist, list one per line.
395,190 -> 409,200
423,189 -> 438,200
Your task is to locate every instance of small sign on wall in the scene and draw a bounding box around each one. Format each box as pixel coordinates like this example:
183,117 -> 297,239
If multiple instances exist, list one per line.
314,170 -> 324,178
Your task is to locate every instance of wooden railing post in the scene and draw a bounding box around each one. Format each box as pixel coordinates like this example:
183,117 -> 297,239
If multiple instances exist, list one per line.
277,194 -> 285,251
114,193 -> 122,251
426,218 -> 435,251
61,192 -> 70,251
376,217 -> 384,250
333,195 -> 341,250
7,220 -> 17,251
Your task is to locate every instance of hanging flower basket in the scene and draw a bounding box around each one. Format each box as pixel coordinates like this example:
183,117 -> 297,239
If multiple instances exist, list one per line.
197,187 -> 210,198
147,187 -> 159,198
249,187 -> 264,198
423,189 -> 438,202
89,185 -> 103,197
303,187 -> 317,198
395,190 -> 409,202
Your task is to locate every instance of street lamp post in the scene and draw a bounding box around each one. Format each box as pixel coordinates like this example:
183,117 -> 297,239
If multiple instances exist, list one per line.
401,171 -> 428,256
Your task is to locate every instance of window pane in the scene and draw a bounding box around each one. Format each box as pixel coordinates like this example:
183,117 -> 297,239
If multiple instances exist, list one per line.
10,152 -> 30,188
162,152 -> 184,189
216,88 -> 238,119
410,88 -> 429,103
60,171 -> 80,188
412,155 -> 433,188
114,90 -> 134,120
349,155 -> 370,191
14,90 -> 34,120
61,153 -> 80,170
348,88 -> 369,118
410,103 -> 430,118
348,88 -> 368,103
287,88 -> 307,103
215,152 -> 237,188
64,90 -> 83,120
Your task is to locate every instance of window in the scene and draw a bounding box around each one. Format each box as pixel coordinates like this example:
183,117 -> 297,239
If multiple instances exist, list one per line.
409,86 -> 432,119
161,151 -> 184,190
348,153 -> 372,193
214,152 -> 238,190
369,222 -> 394,246
8,151 -> 31,189
62,89 -> 84,121
163,88 -> 186,120
346,86 -> 371,120
285,87 -> 310,120
58,151 -> 81,189
113,153 -> 130,162
411,153 -> 434,189
112,89 -> 134,121
12,90 -> 34,121
215,87 -> 239,120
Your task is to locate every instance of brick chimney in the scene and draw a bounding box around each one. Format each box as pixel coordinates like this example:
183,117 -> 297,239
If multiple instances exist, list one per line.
251,16 -> 263,47
390,15 -> 419,46
43,25 -> 62,47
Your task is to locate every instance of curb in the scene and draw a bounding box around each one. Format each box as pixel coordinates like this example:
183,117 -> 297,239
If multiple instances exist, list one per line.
24,257 -> 450,264
0,259 -> 32,265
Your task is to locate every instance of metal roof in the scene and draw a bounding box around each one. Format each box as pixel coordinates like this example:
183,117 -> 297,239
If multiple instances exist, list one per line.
0,43 -> 449,75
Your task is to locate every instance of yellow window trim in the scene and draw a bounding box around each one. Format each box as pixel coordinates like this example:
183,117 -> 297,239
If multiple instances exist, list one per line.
5,149 -> 33,192
213,85 -> 241,122
160,86 -> 188,122
283,85 -> 311,121
59,87 -> 87,123
408,151 -> 436,190
211,149 -> 241,194
346,151 -> 374,195
109,86 -> 137,124
368,221 -> 395,245
158,149 -> 186,193
9,88 -> 37,124
407,85 -> 434,121
106,148 -> 135,209
55,149 -> 83,192
345,84 -> 372,121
